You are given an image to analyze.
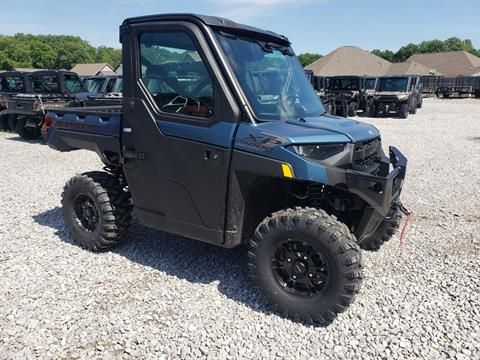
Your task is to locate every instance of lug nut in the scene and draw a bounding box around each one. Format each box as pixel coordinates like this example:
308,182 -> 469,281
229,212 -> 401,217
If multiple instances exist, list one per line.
292,275 -> 297,279
287,258 -> 292,263
303,256 -> 308,260
308,273 -> 313,278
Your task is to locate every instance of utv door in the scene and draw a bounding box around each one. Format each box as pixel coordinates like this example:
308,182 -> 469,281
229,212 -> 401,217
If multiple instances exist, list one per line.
121,22 -> 240,244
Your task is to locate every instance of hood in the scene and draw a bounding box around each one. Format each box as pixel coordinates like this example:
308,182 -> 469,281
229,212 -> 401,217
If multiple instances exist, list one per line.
284,114 -> 379,143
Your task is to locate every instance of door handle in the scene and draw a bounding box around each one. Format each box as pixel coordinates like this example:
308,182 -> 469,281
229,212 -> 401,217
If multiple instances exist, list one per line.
123,149 -> 146,160
204,149 -> 222,162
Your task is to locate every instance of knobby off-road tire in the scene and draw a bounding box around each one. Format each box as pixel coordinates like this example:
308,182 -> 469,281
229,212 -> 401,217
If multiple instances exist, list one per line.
8,114 -> 18,132
0,114 -> 10,131
62,171 -> 132,251
398,103 -> 409,119
248,207 -> 363,325
359,206 -> 402,251
417,97 -> 423,108
15,117 -> 41,140
347,102 -> 357,117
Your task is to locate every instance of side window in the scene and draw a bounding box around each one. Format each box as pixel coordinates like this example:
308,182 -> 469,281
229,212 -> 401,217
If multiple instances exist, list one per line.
139,31 -> 214,119
64,74 -> 84,93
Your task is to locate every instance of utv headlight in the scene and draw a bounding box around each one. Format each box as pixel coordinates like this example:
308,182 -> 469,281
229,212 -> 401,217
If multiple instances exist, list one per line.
289,144 -> 345,161
397,94 -> 408,100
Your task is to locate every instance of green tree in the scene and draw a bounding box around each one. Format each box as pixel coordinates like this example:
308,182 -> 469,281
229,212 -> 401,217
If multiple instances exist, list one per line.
297,52 -> 322,67
371,49 -> 395,62
96,46 -> 122,68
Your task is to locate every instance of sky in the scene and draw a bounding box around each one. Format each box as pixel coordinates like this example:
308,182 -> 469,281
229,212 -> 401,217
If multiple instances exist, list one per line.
0,0 -> 479,55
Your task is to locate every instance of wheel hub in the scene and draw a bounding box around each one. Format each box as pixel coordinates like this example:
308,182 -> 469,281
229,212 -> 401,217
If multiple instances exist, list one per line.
73,194 -> 99,232
272,239 -> 330,297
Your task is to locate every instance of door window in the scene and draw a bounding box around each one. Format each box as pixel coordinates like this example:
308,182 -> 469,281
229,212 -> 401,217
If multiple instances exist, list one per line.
139,32 -> 214,119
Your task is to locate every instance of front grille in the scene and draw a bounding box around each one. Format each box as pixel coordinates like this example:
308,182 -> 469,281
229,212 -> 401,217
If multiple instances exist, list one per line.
352,136 -> 381,171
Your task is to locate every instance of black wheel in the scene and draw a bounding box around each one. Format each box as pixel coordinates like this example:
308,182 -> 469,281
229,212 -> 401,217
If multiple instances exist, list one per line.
359,206 -> 402,251
8,114 -> 18,132
417,97 -> 423,108
409,101 -> 417,114
347,102 -> 357,117
61,171 -> 132,251
15,117 -> 41,140
0,114 -> 10,131
398,103 -> 408,119
248,207 -> 363,325
368,104 -> 376,117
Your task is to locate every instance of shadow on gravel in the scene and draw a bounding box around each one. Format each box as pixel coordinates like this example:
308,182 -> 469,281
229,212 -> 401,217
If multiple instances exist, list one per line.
33,207 -> 311,325
5,135 -> 45,145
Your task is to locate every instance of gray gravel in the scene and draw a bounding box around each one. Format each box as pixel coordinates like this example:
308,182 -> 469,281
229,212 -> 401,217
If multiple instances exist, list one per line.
0,97 -> 479,359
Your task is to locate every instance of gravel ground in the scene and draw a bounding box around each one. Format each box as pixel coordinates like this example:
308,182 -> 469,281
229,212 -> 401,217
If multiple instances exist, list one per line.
0,97 -> 479,359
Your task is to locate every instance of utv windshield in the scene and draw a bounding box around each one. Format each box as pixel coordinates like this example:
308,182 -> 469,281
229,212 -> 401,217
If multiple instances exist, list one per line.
215,32 -> 324,121
0,75 -> 26,93
365,78 -> 376,90
33,75 -> 61,94
83,78 -> 105,93
63,74 -> 85,93
378,78 -> 408,92
328,78 -> 360,91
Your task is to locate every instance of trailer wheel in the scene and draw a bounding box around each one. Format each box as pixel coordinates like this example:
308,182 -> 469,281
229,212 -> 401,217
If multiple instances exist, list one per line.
0,114 -> 10,131
359,206 -> 402,251
398,103 -> 408,119
8,115 -> 18,132
15,117 -> 41,140
62,171 -> 133,252
248,207 -> 362,325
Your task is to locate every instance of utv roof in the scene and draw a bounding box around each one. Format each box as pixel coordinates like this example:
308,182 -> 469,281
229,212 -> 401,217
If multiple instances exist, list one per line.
31,70 -> 79,77
122,13 -> 290,45
379,75 -> 418,78
0,71 -> 30,77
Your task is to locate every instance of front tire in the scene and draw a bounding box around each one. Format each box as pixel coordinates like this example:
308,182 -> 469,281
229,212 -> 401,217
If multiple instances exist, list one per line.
398,103 -> 408,119
8,114 -> 18,132
61,171 -> 132,251
248,207 -> 362,325
15,117 -> 41,140
347,102 -> 357,117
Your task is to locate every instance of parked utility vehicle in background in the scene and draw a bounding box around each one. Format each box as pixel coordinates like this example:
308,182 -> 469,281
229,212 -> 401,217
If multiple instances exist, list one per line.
5,70 -> 87,139
45,14 -> 408,324
372,75 -> 422,118
83,75 -> 123,97
0,71 -> 32,131
323,76 -> 372,117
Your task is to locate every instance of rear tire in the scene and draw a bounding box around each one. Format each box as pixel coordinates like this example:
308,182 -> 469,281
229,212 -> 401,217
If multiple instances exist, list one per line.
398,103 -> 408,119
368,104 -> 376,117
8,115 -> 18,132
248,207 -> 363,325
61,171 -> 132,251
0,114 -> 10,131
417,97 -> 423,108
359,206 -> 402,251
15,117 -> 41,140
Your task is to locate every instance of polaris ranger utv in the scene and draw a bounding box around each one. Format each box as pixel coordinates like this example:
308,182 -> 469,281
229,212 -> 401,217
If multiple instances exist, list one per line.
372,76 -> 423,119
323,76 -> 372,117
4,70 -> 87,140
44,14 -> 408,324
0,71 -> 32,132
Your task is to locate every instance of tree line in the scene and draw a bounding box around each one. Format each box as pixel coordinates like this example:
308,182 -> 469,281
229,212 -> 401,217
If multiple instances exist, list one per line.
1,33 -> 478,71
0,34 -> 122,71
298,37 -> 479,67
371,37 -> 480,63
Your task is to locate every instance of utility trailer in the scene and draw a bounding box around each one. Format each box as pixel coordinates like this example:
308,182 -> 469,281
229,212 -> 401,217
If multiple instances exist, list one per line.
44,13 -> 408,324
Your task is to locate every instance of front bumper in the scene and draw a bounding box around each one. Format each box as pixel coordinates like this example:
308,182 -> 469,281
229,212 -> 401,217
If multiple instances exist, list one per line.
345,146 -> 407,241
